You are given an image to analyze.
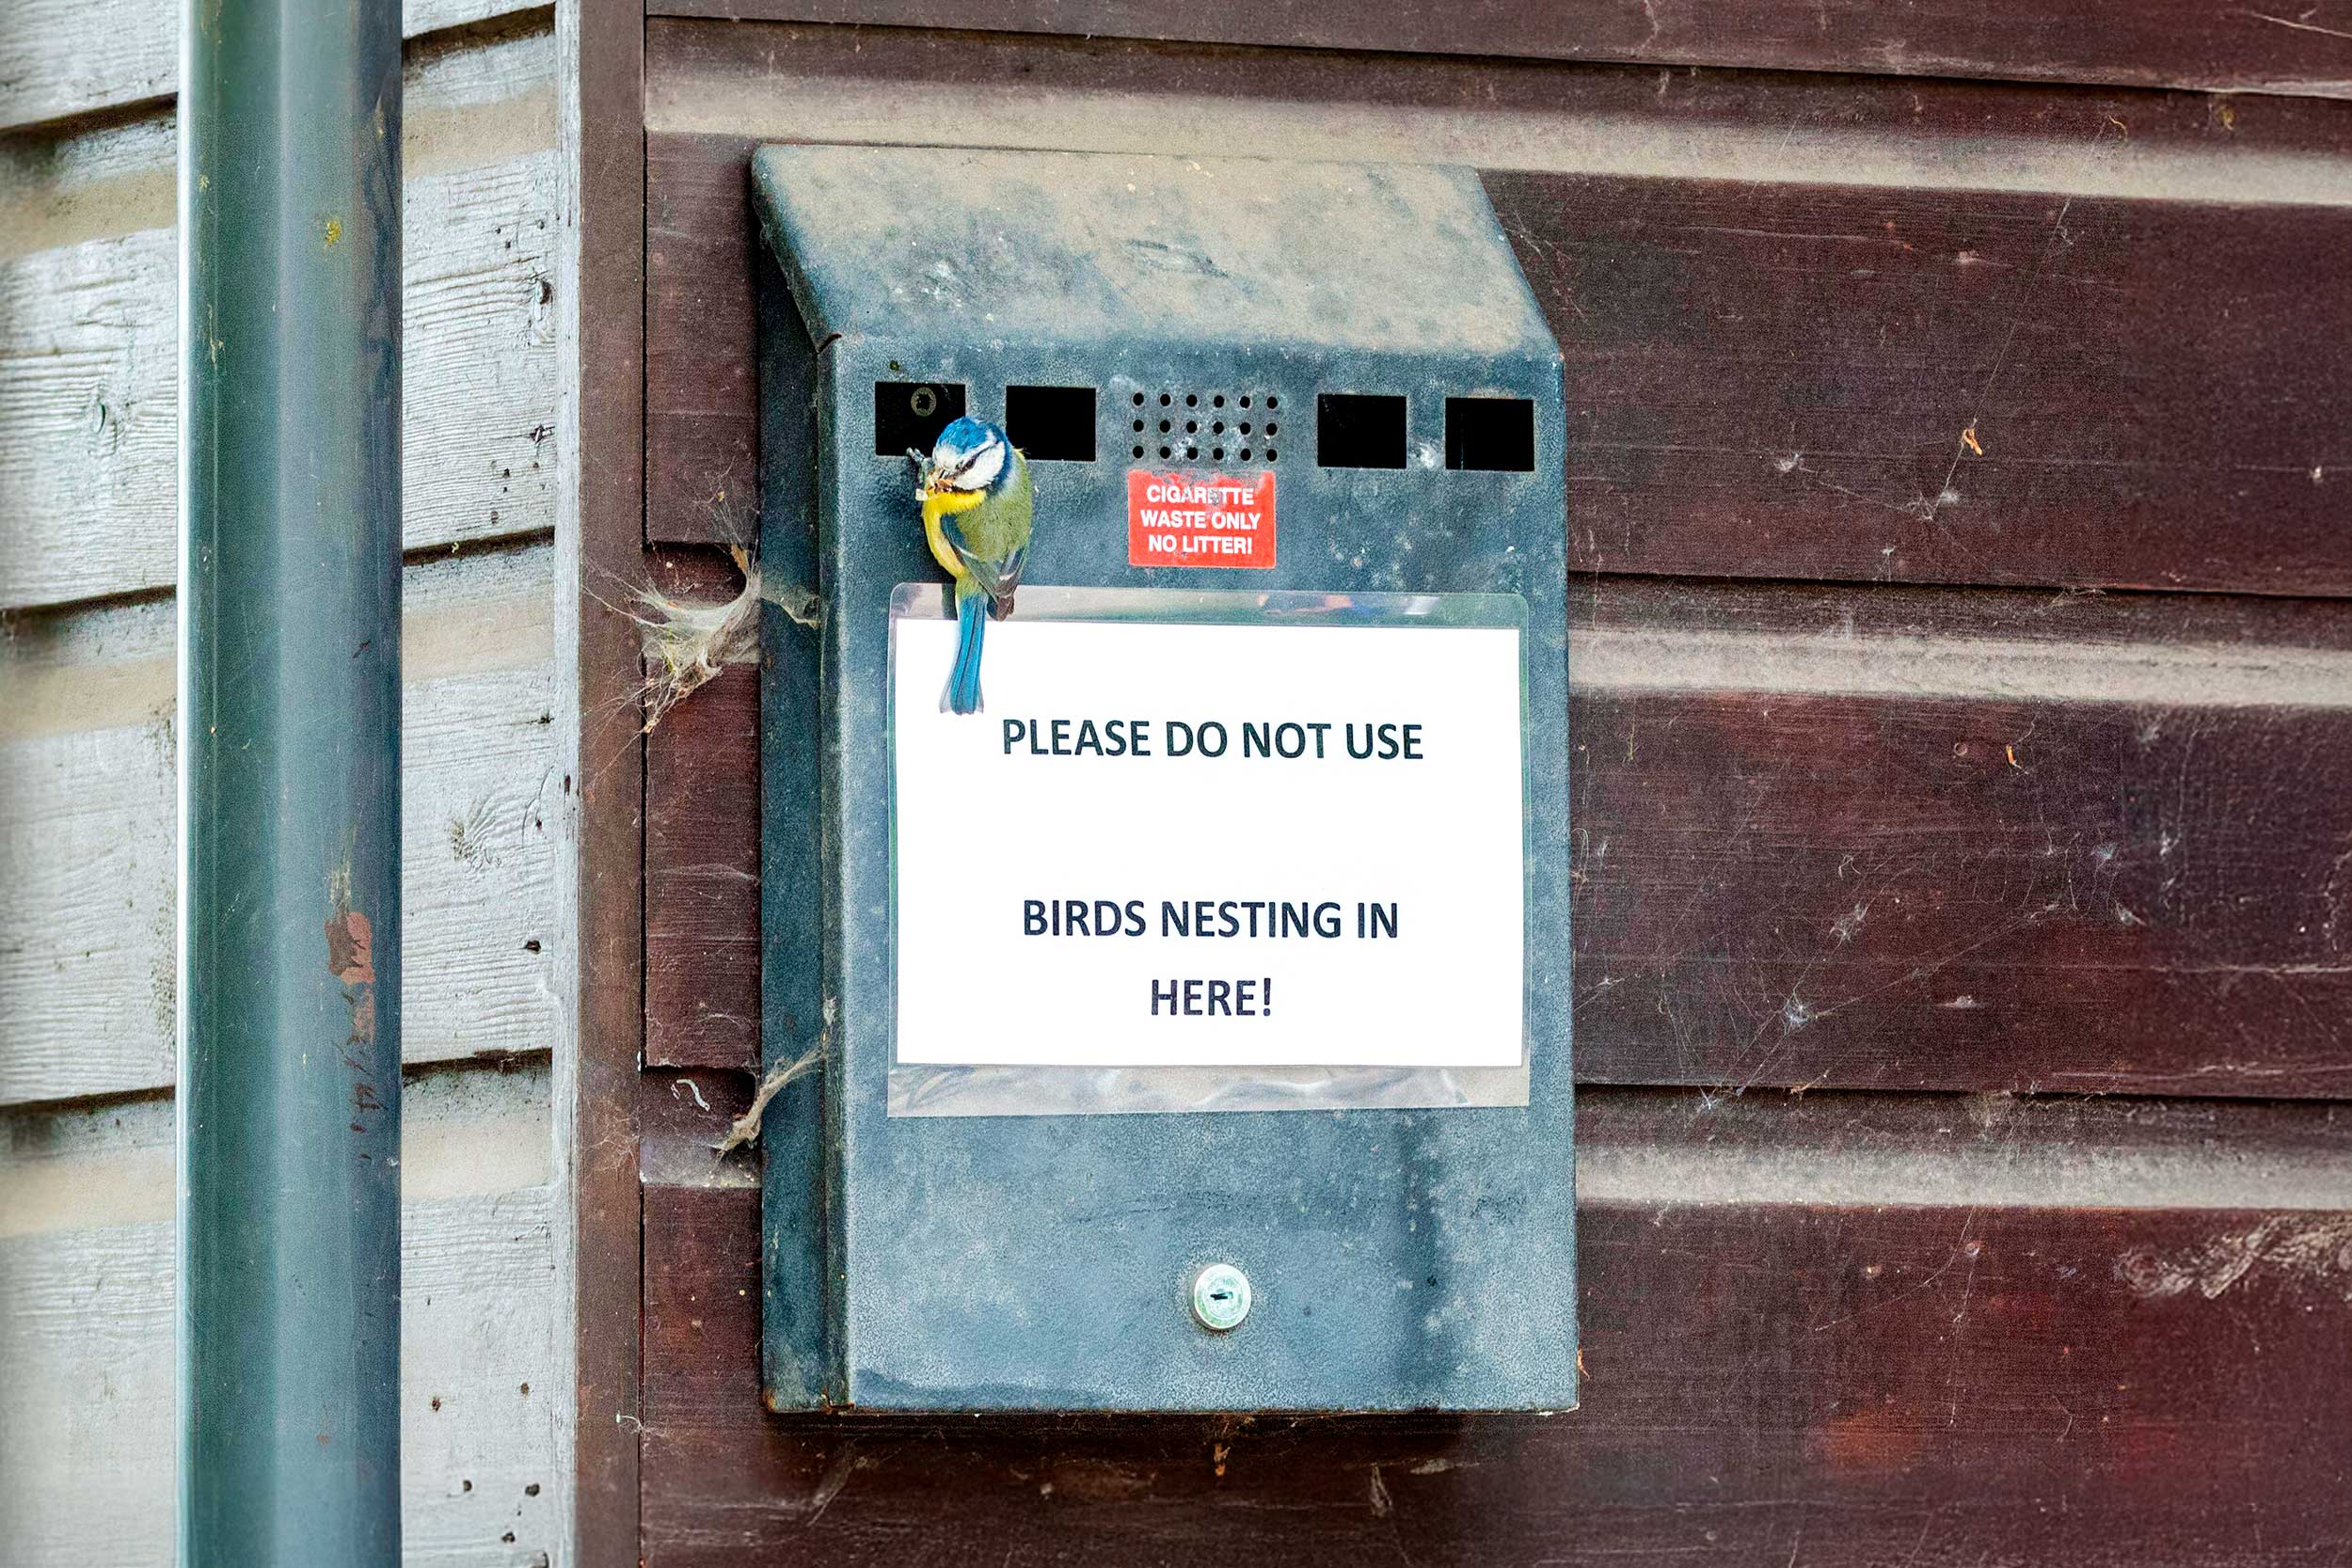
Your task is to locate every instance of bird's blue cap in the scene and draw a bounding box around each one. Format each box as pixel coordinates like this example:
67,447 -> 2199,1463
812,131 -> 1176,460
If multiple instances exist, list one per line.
923,416 -> 1014,494
931,416 -> 1004,458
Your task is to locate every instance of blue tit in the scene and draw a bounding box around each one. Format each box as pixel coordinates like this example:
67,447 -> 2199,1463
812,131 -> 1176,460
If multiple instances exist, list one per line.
914,416 -> 1032,715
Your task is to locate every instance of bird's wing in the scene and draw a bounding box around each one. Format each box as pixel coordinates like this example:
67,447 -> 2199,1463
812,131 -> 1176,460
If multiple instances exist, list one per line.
939,513 -> 1023,603
983,541 -> 1026,619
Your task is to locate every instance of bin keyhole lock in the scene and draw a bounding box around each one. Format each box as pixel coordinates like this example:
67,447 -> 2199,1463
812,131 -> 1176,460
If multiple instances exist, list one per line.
1190,1263 -> 1253,1331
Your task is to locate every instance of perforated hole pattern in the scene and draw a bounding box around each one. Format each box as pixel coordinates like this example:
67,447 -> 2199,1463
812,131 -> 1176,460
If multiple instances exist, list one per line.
1131,389 -> 1279,465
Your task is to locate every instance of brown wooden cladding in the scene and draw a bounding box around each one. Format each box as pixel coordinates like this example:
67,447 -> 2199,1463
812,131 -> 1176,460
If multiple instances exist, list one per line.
573,0 -> 653,1555
645,135 -> 764,547
645,121 -> 2352,596
645,551 -> 762,1070
638,1169 -> 2352,1566
645,562 -> 2352,1097
644,0 -> 2352,101
627,18 -> 2352,1562
644,18 -> 2352,162
1496,172 -> 2352,597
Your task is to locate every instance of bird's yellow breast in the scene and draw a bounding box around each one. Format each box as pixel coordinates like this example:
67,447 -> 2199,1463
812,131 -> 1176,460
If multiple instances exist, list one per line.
921,487 -> 984,581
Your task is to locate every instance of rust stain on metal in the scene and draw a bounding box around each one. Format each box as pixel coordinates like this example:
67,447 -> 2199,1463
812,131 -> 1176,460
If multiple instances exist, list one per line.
326,910 -> 374,986
326,909 -> 377,1049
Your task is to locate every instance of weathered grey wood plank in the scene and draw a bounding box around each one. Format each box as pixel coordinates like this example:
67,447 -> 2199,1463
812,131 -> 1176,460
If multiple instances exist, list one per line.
0,27 -> 559,612
0,0 -> 549,132
0,543 -> 560,1109
0,1064 -> 561,1567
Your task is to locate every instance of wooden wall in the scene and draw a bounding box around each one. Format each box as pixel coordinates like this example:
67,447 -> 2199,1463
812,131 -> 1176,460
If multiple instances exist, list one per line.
0,7 -> 573,1563
608,10 -> 2352,1567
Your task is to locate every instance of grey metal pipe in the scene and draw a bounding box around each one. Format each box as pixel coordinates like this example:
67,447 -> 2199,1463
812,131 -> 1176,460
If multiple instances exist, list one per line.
178,0 -> 404,1558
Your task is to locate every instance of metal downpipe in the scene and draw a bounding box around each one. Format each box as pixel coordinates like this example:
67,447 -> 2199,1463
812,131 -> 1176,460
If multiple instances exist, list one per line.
178,0 -> 404,1558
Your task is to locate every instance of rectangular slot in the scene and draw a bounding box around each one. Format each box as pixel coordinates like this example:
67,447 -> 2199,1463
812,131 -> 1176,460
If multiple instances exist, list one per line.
1316,393 -> 1407,469
1005,385 -> 1097,462
873,380 -> 966,457
1445,396 -> 1536,472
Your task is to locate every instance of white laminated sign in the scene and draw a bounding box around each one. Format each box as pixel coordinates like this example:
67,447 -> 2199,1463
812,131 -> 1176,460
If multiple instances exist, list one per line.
889,588 -> 1527,1078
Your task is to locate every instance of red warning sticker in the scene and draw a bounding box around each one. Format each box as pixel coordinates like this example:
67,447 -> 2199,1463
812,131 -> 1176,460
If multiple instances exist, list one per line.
1126,470 -> 1277,569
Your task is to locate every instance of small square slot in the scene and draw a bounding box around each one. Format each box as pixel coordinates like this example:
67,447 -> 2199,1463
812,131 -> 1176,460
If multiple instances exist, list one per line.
1004,385 -> 1097,462
874,380 -> 966,457
1316,393 -> 1406,469
1444,397 -> 1536,472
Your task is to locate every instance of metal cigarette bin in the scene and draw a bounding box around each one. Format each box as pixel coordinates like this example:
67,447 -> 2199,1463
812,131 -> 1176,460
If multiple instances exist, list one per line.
754,145 -> 1575,1412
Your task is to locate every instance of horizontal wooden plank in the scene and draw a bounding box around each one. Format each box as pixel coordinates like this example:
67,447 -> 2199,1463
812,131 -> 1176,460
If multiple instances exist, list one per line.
0,1063 -> 561,1566
643,26 -> 2352,597
647,22 -> 2352,198
1565,586 -> 2352,1098
640,1068 -> 2352,1212
1574,1086 -> 2352,1210
1496,171 -> 2352,596
638,1122 -> 2352,1566
0,542 -> 560,1109
644,0 -> 2352,102
0,1057 -> 554,1241
643,575 -> 2352,1095
0,26 -> 559,612
0,0 -> 548,131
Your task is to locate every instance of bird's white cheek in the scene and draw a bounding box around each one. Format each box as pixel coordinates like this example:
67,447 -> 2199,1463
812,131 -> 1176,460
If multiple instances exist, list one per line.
961,443 -> 1007,490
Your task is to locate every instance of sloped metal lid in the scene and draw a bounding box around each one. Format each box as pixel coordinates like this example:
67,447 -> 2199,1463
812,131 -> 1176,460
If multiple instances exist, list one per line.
751,145 -> 1555,361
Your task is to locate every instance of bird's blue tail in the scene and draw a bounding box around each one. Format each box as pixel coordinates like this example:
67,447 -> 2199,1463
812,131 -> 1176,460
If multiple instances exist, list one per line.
942,590 -> 987,715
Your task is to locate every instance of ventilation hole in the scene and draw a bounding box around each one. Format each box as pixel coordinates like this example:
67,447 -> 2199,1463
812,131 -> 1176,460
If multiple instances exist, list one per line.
872,380 -> 965,457
1212,421 -> 1225,434
1212,448 -> 1224,460
1314,394 -> 1404,468
1213,394 -> 1226,408
1265,447 -> 1278,461
1159,393 -> 1172,406
1185,420 -> 1198,434
1160,445 -> 1171,458
1265,395 -> 1279,408
1005,385 -> 1096,462
1444,396 -> 1537,472
1239,396 -> 1252,409
1186,445 -> 1199,459
1239,447 -> 1252,461
1240,422 -> 1252,436
1264,422 -> 1279,436
1133,444 -> 1145,458
1185,393 -> 1198,406
1132,392 -> 1145,405
1159,420 -> 1171,434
